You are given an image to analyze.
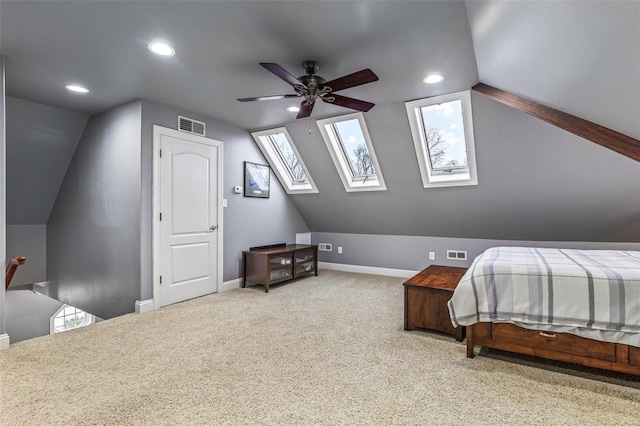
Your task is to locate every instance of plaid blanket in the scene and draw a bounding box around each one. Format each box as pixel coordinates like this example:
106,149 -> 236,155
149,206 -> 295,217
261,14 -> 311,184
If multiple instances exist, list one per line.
448,247 -> 640,333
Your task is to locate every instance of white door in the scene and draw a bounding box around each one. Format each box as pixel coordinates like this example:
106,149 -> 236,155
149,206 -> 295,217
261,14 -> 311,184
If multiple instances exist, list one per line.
154,126 -> 222,307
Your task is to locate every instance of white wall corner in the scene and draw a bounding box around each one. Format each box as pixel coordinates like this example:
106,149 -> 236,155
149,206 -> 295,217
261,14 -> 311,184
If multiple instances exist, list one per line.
296,232 -> 312,245
318,262 -> 419,279
0,334 -> 10,350
135,299 -> 155,314
221,278 -> 241,292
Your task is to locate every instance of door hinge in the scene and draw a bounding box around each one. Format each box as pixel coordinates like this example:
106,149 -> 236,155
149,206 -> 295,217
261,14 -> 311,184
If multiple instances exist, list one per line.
160,275 -> 163,284
159,212 -> 162,221
159,149 -> 163,157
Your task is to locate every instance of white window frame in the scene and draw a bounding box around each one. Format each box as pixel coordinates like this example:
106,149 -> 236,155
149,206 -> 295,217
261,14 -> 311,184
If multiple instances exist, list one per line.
50,304 -> 95,334
251,127 -> 318,194
405,90 -> 478,188
316,112 -> 386,192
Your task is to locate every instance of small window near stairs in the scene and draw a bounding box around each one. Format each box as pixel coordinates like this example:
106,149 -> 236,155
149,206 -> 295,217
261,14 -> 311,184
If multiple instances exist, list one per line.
50,305 -> 95,334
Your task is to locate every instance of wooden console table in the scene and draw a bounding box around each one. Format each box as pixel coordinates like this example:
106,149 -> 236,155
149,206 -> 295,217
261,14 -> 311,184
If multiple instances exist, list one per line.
242,244 -> 318,292
403,265 -> 467,341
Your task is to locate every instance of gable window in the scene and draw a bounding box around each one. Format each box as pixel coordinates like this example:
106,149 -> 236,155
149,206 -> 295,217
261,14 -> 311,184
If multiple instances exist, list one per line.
251,127 -> 318,194
316,112 -> 386,192
50,305 -> 95,334
405,90 -> 478,188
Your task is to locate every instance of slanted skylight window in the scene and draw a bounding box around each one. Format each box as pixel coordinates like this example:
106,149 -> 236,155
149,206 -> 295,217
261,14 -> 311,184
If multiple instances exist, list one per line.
251,127 -> 318,194
50,305 -> 95,334
405,91 -> 478,188
316,112 -> 386,192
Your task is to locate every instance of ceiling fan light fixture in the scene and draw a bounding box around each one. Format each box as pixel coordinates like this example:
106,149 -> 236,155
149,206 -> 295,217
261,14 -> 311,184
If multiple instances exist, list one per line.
148,41 -> 175,57
287,106 -> 300,112
65,84 -> 90,94
423,74 -> 445,84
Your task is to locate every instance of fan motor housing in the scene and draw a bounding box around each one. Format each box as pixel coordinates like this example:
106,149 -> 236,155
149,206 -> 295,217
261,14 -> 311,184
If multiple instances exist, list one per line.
302,60 -> 320,75
297,74 -> 326,90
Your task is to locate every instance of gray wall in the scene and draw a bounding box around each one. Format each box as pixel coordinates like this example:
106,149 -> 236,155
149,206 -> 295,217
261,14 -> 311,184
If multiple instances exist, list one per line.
1,55 -> 6,335
141,100 -> 309,291
6,225 -> 46,287
46,101 -> 142,320
5,97 -> 88,224
313,232 -> 640,272
286,93 -> 640,242
5,290 -> 63,344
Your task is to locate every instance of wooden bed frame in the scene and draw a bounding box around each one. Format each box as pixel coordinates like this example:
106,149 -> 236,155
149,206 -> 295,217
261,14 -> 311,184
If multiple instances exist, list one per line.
467,322 -> 640,376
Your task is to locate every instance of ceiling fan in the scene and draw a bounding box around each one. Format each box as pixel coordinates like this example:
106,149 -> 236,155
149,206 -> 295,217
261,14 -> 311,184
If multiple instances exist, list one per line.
237,61 -> 379,119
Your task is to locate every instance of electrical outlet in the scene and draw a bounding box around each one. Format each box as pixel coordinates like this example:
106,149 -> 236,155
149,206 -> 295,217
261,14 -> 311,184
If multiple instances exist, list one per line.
429,252 -> 435,260
338,246 -> 343,254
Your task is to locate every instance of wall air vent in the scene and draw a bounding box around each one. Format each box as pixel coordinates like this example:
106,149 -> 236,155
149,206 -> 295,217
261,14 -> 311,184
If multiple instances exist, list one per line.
318,243 -> 333,252
178,116 -> 206,136
447,250 -> 467,261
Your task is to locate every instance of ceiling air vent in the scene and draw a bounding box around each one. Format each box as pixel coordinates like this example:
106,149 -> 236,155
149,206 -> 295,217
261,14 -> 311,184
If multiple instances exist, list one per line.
178,116 -> 206,136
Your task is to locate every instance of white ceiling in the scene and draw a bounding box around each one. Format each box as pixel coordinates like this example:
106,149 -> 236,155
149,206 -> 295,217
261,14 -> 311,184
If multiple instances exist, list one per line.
0,1 -> 478,130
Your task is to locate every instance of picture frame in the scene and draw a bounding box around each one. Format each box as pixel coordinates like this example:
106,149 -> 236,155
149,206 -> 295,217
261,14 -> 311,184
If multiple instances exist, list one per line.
244,161 -> 270,198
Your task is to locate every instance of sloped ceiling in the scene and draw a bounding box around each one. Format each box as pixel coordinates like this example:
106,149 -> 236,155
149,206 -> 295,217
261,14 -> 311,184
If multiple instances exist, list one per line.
466,1 -> 640,140
0,1 -> 638,242
5,97 -> 88,224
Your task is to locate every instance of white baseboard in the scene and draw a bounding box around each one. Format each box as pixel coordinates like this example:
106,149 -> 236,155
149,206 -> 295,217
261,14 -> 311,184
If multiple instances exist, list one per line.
220,278 -> 241,292
135,299 -> 155,314
0,333 -> 10,350
318,262 -> 419,278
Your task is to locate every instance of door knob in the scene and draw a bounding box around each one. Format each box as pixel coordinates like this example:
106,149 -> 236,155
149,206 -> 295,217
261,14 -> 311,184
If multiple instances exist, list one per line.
209,225 -> 218,232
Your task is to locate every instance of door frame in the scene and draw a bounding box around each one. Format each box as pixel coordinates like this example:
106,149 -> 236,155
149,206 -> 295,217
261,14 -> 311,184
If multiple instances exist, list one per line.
152,125 -> 224,310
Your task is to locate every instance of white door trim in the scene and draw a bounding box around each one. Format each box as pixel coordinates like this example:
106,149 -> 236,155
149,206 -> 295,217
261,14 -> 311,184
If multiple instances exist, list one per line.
152,125 -> 223,310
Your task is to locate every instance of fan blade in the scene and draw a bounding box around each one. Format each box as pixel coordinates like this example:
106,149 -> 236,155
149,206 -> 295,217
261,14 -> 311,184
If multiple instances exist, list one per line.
322,94 -> 374,112
319,69 -> 378,93
260,63 -> 306,88
237,94 -> 300,102
296,101 -> 314,119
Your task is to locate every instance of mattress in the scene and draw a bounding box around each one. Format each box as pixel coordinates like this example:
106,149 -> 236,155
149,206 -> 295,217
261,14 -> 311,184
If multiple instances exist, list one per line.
448,247 -> 640,345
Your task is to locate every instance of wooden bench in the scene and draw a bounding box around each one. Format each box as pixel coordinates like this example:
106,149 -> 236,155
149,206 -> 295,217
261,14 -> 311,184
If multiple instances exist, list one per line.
403,265 -> 467,341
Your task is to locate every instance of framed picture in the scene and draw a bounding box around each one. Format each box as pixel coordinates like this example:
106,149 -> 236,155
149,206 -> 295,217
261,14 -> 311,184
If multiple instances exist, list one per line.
244,162 -> 270,198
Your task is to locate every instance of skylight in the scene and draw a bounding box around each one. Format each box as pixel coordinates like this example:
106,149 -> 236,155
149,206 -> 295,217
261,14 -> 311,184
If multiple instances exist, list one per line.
316,112 -> 386,192
405,91 -> 478,188
251,127 -> 318,194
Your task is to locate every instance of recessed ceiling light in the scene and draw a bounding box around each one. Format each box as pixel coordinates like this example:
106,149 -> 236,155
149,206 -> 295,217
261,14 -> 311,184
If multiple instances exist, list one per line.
423,74 -> 445,84
287,106 -> 300,113
65,84 -> 90,94
148,41 -> 175,57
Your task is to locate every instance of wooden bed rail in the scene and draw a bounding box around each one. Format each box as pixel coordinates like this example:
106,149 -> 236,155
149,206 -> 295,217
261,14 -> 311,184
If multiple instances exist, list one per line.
5,256 -> 26,290
467,322 -> 640,376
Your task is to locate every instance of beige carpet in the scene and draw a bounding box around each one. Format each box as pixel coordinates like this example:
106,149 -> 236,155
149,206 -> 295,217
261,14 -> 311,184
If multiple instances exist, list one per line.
1,270 -> 639,425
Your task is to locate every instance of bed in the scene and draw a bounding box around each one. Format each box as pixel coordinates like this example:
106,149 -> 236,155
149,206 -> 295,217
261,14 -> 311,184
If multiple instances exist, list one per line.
448,247 -> 640,375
